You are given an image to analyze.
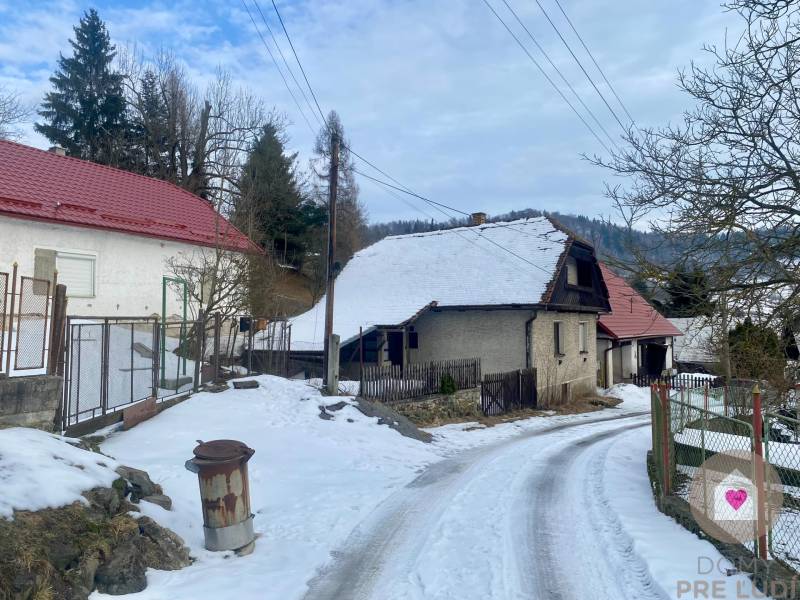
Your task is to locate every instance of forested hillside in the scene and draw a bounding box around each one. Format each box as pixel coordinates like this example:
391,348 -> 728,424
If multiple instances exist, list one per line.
365,209 -> 684,266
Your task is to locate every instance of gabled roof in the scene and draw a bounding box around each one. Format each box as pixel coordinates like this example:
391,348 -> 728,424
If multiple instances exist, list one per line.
669,317 -> 716,364
288,217 -> 577,351
597,263 -> 682,340
0,140 -> 259,253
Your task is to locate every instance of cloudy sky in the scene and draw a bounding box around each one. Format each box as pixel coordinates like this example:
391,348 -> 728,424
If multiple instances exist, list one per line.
0,0 -> 740,224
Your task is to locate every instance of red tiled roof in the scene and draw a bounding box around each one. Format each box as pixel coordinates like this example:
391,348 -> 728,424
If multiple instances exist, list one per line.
598,263 -> 682,340
0,140 -> 260,253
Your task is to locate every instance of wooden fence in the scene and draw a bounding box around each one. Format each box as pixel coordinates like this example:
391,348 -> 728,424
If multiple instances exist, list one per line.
360,358 -> 481,402
481,368 -> 537,416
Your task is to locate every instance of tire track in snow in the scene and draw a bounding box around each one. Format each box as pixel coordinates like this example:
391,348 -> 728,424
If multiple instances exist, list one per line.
301,412 -> 650,600
523,421 -> 669,600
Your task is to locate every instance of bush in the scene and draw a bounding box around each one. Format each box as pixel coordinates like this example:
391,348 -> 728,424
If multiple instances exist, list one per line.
439,374 -> 456,395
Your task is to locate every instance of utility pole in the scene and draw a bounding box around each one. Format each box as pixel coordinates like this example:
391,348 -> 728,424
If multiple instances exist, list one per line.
323,132 -> 340,394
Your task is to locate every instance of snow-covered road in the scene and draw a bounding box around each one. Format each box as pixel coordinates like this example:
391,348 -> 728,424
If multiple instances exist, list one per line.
303,410 -> 763,600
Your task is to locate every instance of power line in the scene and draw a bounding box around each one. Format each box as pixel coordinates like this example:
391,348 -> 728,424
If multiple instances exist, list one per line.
268,0 -> 328,125
499,0 -> 619,150
480,0 -> 613,154
552,0 -> 636,127
241,0 -> 317,135
252,0 -> 324,129
531,0 -> 628,132
352,168 -> 470,216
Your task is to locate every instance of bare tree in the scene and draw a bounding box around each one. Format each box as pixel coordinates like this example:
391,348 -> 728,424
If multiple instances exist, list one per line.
595,0 -> 800,392
0,85 -> 31,141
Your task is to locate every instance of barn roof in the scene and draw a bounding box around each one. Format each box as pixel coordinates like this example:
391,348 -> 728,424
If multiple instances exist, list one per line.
597,263 -> 682,340
287,217 -> 575,351
0,140 -> 258,253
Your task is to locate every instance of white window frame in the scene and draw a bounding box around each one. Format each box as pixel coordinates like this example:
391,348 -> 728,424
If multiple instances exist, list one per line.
554,321 -> 565,356
55,251 -> 97,298
579,321 -> 588,353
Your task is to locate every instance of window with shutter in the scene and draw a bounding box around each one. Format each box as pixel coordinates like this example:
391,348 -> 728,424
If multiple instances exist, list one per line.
55,252 -> 96,297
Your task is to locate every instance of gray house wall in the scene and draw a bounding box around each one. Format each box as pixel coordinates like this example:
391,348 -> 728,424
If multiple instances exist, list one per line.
531,311 -> 598,403
408,308 -> 532,374
406,308 -> 599,402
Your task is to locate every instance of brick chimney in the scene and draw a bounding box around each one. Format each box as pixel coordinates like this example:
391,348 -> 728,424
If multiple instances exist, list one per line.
470,212 -> 487,226
48,146 -> 66,156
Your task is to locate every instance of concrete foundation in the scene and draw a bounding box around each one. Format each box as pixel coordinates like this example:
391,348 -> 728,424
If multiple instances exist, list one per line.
0,375 -> 62,431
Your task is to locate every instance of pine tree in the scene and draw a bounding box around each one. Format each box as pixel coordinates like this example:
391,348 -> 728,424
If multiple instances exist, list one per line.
238,122 -> 310,264
35,9 -> 127,165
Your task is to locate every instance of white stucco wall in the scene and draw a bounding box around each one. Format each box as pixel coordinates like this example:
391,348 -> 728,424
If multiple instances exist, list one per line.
0,216 -> 212,318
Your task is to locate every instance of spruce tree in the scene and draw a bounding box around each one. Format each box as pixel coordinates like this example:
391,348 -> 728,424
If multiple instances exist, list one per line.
35,9 -> 127,165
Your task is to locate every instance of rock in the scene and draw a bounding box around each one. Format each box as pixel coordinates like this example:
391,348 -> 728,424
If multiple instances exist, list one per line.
141,494 -> 172,511
318,407 -> 334,420
325,401 -> 349,412
354,398 -> 433,443
83,486 -> 121,515
204,382 -> 229,393
94,538 -> 148,595
232,379 -> 259,389
137,516 -> 191,570
115,465 -> 162,501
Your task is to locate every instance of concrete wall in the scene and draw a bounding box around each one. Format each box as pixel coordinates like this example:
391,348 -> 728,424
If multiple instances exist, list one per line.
0,217 -> 214,317
531,311 -> 598,403
0,375 -> 62,431
408,308 -> 599,403
408,308 -> 532,374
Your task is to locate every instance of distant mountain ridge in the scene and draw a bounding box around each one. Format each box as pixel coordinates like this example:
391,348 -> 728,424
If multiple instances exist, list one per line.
365,209 -> 682,266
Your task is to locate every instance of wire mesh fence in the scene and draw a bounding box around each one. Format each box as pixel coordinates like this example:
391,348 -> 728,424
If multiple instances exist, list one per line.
652,383 -> 800,582
60,313 -> 292,431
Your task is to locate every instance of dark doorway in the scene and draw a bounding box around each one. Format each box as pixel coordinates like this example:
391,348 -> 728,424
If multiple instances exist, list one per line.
642,343 -> 667,376
387,331 -> 404,367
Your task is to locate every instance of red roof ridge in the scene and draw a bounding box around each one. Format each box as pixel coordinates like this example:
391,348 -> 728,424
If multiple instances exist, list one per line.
0,140 -> 261,254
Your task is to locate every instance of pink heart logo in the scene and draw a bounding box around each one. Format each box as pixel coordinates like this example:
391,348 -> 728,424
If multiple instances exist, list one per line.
725,488 -> 748,511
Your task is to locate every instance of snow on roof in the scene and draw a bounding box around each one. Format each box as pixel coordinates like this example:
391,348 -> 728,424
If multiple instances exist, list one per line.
598,264 -> 682,340
287,217 -> 569,351
0,427 -> 120,518
669,317 -> 717,364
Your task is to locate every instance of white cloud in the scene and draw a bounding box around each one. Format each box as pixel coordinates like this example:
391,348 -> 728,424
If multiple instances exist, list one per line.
1,0 -> 740,223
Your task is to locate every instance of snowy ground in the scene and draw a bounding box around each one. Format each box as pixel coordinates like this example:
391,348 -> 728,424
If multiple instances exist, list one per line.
0,377 -> 771,598
75,377 -> 769,599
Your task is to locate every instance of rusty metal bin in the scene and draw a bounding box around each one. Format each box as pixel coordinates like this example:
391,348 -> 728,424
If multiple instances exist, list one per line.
185,439 -> 255,553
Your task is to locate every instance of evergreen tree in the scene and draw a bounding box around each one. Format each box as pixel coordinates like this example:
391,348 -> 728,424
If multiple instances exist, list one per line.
662,266 -> 712,318
35,9 -> 127,165
238,122 -> 312,264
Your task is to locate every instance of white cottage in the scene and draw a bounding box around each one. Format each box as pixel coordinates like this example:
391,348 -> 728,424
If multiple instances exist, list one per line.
288,216 -> 612,400
0,141 -> 258,317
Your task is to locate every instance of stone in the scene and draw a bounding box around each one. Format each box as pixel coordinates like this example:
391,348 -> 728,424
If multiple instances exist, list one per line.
141,494 -> 172,511
325,401 -> 349,412
232,379 -> 259,389
115,465 -> 162,501
318,407 -> 334,420
83,486 -> 120,515
354,398 -> 433,443
123,396 -> 157,430
94,538 -> 148,595
137,516 -> 191,570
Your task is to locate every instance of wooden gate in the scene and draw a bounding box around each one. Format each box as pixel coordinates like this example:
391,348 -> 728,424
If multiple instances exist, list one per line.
481,368 -> 537,416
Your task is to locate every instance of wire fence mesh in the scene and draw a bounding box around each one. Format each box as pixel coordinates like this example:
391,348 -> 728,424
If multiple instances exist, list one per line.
14,276 -> 50,371
652,383 -> 800,581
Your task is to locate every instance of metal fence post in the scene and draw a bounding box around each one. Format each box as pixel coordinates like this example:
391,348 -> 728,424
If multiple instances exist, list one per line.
659,383 -> 671,496
213,313 -> 221,383
193,311 -> 204,393
5,263 -> 17,374
151,318 -> 160,398
752,384 -> 768,560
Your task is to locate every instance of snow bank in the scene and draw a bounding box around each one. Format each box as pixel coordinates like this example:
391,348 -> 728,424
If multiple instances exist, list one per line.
0,428 -> 119,518
98,376 -> 438,600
